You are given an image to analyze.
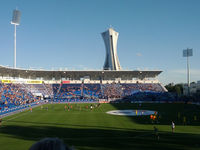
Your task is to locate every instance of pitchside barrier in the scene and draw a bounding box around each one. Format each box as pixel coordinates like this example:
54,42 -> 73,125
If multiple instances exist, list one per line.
0,101 -> 42,118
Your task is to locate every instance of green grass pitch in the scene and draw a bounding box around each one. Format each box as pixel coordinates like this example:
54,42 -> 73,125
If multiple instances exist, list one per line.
0,103 -> 200,150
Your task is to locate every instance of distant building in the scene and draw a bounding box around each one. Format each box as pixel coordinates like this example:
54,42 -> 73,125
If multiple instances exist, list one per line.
183,81 -> 200,95
102,28 -> 121,71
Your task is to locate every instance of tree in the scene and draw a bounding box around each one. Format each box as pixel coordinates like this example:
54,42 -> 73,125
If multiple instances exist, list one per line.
165,83 -> 183,95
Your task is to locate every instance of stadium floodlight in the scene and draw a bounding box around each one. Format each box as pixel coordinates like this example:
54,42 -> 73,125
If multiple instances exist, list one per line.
11,9 -> 21,69
183,48 -> 193,96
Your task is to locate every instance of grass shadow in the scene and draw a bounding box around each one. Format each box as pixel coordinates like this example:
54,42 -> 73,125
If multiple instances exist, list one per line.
0,124 -> 200,150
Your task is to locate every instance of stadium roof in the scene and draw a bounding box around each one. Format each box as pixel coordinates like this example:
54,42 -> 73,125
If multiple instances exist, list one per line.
0,65 -> 162,80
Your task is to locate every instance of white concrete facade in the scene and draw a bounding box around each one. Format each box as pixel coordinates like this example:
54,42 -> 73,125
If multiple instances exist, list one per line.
102,28 -> 121,71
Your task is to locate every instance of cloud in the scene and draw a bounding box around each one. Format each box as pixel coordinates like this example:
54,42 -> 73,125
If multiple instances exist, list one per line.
136,53 -> 142,57
158,69 -> 200,85
170,69 -> 200,76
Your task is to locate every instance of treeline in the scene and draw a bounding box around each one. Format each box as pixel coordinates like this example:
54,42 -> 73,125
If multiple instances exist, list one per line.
165,83 -> 183,96
165,83 -> 200,102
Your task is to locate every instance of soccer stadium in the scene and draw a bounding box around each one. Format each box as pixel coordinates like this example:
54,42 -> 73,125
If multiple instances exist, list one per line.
0,27 -> 169,114
1,7 -> 200,150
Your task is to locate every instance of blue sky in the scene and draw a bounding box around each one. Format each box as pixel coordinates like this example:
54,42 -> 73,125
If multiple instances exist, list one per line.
0,0 -> 199,85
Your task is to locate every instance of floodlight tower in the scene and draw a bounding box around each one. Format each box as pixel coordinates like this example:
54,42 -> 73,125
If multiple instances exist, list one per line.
11,9 -> 21,69
183,48 -> 193,96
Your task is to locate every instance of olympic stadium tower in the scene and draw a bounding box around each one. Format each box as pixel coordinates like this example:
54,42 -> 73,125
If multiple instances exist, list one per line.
102,28 -> 121,71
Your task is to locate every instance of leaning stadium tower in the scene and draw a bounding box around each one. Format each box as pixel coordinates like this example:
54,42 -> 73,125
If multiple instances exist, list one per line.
102,28 -> 121,71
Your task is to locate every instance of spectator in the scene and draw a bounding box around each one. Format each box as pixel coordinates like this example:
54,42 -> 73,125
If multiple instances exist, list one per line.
29,137 -> 74,150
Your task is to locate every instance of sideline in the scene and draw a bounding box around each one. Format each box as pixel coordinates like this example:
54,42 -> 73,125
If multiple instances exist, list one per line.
0,103 -> 41,119
4,110 -> 31,122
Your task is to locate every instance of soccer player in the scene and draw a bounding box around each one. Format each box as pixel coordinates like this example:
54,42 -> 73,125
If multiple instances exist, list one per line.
171,121 -> 175,133
68,106 -> 70,111
153,126 -> 159,140
64,105 -> 67,111
86,105 -> 88,109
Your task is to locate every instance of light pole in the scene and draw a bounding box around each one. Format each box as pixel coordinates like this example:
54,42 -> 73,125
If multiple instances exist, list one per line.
183,48 -> 193,96
11,9 -> 21,69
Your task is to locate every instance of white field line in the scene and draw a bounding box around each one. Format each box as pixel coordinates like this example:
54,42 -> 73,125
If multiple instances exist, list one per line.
2,104 -> 41,122
4,111 -> 31,122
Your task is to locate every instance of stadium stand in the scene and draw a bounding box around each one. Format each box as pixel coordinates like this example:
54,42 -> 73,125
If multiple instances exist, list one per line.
83,84 -> 102,99
0,65 -> 172,116
0,81 -> 171,116
22,83 -> 54,98
101,83 -> 123,99
0,83 -> 40,115
55,84 -> 82,99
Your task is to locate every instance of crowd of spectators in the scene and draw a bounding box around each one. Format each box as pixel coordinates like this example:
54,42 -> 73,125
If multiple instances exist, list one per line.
0,82 -> 171,112
21,83 -> 53,97
0,83 -> 39,111
101,83 -> 123,99
121,91 -> 175,102
53,84 -> 82,99
53,84 -> 102,100
121,83 -> 166,96
52,83 -> 167,101
83,84 -> 102,98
